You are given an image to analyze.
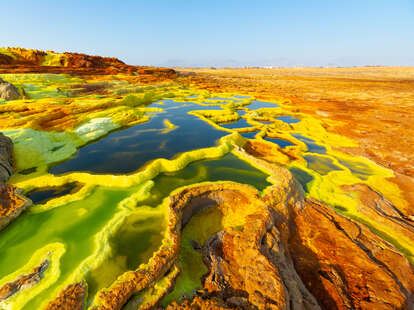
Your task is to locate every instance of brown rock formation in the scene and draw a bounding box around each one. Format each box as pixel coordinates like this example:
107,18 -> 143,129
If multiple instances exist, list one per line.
0,54 -> 14,65
0,79 -> 20,101
0,133 -> 13,183
63,52 -> 126,69
0,47 -> 121,68
0,260 -> 48,302
171,155 -> 414,309
1,48 -> 47,64
0,48 -> 178,81
0,133 -> 32,231
167,179 -> 414,310
243,139 -> 298,163
174,182 -> 319,310
0,185 -> 32,231
289,198 -> 414,309
200,208 -> 320,309
44,281 -> 87,310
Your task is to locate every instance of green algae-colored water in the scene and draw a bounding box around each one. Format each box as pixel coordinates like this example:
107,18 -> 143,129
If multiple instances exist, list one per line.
1,76 -> 401,309
1,152 -> 271,307
1,186 -> 136,309
1,91 -> 275,308
304,155 -> 342,175
337,158 -> 374,180
85,209 -> 166,305
157,153 -> 271,305
88,153 -> 270,305
140,153 -> 271,208
160,207 -> 224,306
0,187 -> 130,278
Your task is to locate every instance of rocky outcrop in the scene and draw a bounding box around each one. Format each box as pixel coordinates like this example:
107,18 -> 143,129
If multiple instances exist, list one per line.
0,260 -> 48,302
44,281 -> 87,310
0,78 -> 20,100
0,133 -> 32,231
0,48 -> 47,64
171,182 -> 319,310
0,133 -> 13,183
0,185 -> 32,230
0,54 -> 13,65
289,198 -> 414,309
0,48 -> 178,81
200,200 -> 320,309
243,139 -> 297,165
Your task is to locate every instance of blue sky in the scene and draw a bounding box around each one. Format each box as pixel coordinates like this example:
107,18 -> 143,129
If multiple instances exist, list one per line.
1,0 -> 414,67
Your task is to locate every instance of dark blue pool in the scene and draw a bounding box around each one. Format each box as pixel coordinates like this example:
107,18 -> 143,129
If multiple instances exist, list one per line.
50,101 -> 228,175
263,137 -> 295,148
275,115 -> 300,124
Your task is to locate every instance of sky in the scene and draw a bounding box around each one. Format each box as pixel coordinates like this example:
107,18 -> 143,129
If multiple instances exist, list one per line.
1,0 -> 414,67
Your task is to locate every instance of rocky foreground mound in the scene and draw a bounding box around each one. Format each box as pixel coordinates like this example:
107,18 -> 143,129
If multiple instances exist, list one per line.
0,133 -> 13,183
0,133 -> 31,231
37,151 -> 414,310
0,78 -> 20,101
